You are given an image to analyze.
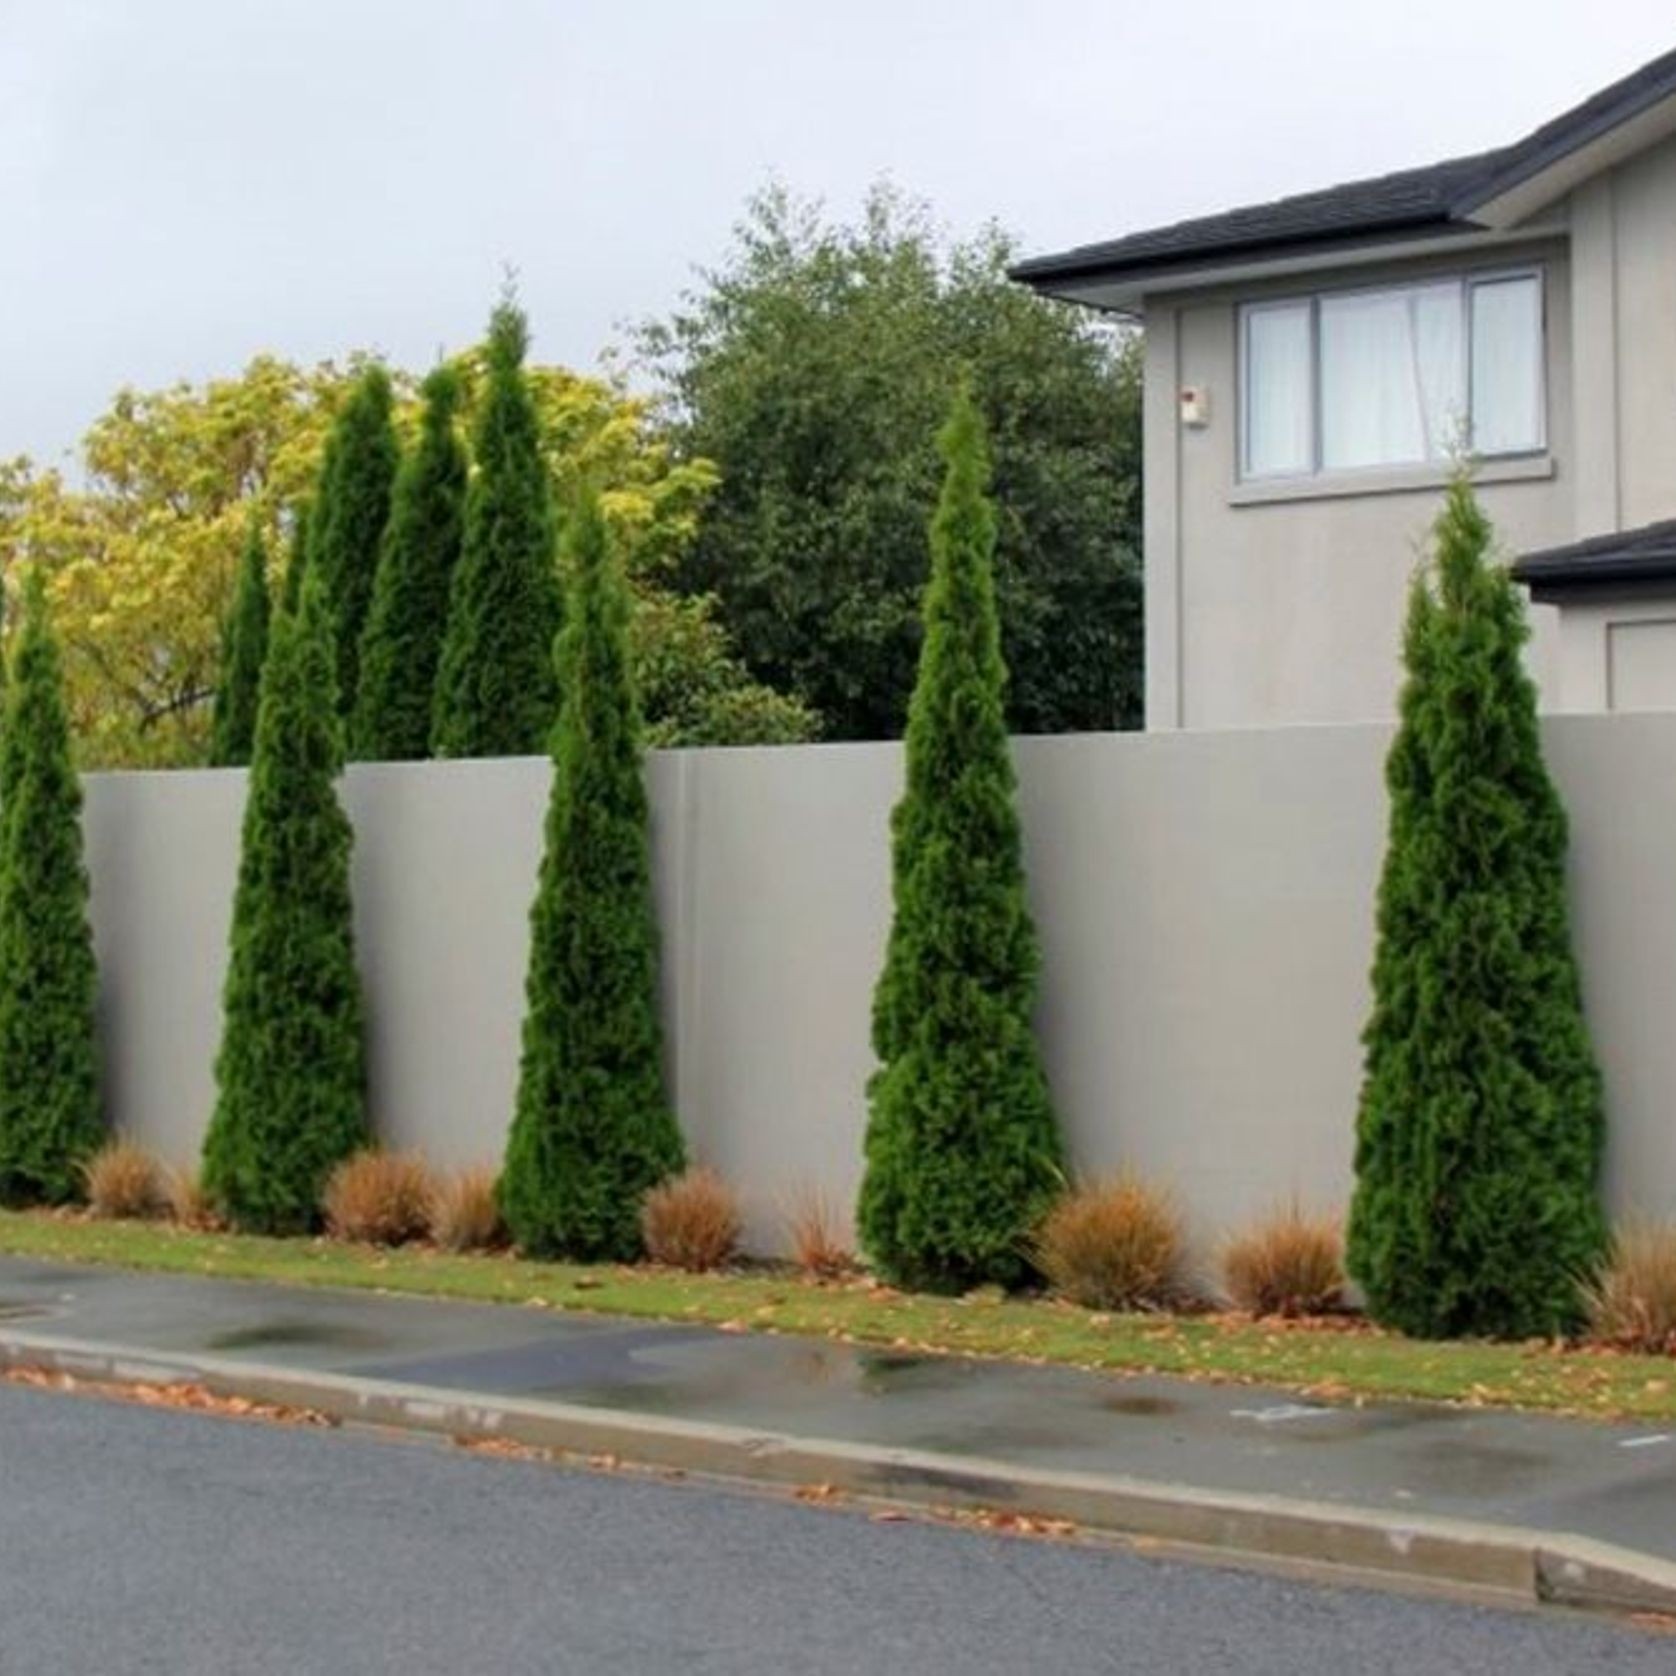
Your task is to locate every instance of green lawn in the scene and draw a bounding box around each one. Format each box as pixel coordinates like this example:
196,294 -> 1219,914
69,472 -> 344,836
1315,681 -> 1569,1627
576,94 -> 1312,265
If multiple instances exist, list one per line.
0,1207 -> 1670,1420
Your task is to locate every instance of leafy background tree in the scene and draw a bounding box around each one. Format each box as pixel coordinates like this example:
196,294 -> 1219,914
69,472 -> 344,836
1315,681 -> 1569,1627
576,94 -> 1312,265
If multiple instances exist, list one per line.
352,364 -> 469,760
858,393 -> 1064,1293
0,570 -> 102,1204
309,364 -> 398,728
642,182 -> 1142,740
0,358 -> 346,765
501,491 -> 685,1258
431,302 -> 563,758
210,516 -> 271,767
0,348 -> 806,766
202,568 -> 367,1233
1347,479 -> 1605,1340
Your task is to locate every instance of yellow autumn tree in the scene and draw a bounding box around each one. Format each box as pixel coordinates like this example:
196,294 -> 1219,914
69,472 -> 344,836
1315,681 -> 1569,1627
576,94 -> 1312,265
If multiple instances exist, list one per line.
0,353 -> 814,767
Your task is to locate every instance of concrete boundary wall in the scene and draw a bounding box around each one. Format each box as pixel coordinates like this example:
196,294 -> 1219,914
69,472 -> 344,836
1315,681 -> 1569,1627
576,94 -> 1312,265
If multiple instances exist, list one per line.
80,715 -> 1676,1252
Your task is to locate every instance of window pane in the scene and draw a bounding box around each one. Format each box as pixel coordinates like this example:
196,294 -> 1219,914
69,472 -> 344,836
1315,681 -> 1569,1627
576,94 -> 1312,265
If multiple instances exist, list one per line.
1319,283 -> 1463,471
1471,277 -> 1543,455
1243,303 -> 1312,477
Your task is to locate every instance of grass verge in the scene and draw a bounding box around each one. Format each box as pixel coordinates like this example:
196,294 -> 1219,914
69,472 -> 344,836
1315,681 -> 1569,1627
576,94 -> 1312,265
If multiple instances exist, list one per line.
0,1208 -> 1671,1420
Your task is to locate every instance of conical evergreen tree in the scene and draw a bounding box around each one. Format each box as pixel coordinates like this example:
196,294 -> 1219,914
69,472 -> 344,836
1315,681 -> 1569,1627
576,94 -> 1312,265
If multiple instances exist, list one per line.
202,566 -> 368,1233
310,366 -> 397,724
210,516 -> 271,767
857,392 -> 1064,1293
0,578 -> 13,805
352,365 -> 469,760
499,490 -> 684,1259
0,570 -> 102,1204
431,301 -> 561,757
1348,477 -> 1605,1340
281,499 -> 312,616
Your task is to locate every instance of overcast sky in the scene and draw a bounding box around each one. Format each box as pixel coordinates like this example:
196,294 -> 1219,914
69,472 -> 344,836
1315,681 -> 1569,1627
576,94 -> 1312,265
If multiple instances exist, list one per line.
3,1 -> 1672,465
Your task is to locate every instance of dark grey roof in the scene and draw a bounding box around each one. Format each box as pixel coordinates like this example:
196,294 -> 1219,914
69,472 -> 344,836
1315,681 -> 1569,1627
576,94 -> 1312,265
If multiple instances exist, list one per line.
1013,46 -> 1676,294
1513,519 -> 1676,602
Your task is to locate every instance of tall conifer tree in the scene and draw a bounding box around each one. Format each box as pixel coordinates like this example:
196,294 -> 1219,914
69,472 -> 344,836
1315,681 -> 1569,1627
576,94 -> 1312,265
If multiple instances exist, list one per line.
310,366 -> 397,724
210,516 -> 271,767
499,491 -> 684,1258
857,392 -> 1063,1292
281,500 -> 312,616
432,301 -> 561,757
1348,478 -> 1605,1339
202,568 -> 367,1233
0,570 -> 102,1204
352,365 -> 469,760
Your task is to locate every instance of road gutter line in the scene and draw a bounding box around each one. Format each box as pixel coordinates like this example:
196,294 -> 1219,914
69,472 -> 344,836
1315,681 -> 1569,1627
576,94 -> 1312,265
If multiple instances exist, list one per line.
2,1326 -> 1673,1622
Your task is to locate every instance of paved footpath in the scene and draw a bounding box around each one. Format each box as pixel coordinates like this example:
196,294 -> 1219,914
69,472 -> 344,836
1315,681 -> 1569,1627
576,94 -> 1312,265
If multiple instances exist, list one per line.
2,1255 -> 1675,1613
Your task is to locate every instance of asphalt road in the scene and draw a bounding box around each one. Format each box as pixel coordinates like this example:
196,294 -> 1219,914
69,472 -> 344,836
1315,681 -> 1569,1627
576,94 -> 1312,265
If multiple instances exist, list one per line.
0,1385 -> 1668,1675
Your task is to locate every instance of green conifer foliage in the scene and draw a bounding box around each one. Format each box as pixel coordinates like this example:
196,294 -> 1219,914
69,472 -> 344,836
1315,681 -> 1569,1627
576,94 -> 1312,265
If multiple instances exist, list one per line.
352,365 -> 469,760
0,570 -> 102,1204
202,568 -> 368,1233
432,302 -> 562,757
310,366 -> 397,723
281,500 -> 311,616
1348,478 -> 1606,1340
210,517 -> 271,767
856,393 -> 1064,1293
499,491 -> 684,1259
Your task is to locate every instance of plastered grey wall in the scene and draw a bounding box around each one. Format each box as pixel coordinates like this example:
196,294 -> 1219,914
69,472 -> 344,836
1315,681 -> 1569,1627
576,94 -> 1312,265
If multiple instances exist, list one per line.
80,718 -> 1676,1253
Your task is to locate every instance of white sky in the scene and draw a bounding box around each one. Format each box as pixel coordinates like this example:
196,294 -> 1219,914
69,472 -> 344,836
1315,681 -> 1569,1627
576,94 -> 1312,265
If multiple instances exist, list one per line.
3,1 -> 1672,465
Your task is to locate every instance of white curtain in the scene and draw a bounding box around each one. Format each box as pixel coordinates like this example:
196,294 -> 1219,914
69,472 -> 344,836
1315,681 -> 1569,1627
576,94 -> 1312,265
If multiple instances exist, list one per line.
1243,302 -> 1312,477
1471,277 -> 1543,455
1319,282 -> 1463,471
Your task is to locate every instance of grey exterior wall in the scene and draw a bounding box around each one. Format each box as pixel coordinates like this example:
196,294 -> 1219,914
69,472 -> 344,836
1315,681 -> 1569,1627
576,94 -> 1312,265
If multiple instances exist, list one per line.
80,719 -> 1676,1254
1141,130 -> 1676,730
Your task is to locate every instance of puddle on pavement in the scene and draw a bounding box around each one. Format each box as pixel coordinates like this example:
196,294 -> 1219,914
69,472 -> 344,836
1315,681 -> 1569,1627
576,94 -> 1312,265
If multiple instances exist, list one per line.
1393,1437 -> 1550,1496
856,1350 -> 970,1395
206,1320 -> 389,1353
1103,1394 -> 1180,1418
539,1340 -> 971,1412
1305,1406 -> 1456,1440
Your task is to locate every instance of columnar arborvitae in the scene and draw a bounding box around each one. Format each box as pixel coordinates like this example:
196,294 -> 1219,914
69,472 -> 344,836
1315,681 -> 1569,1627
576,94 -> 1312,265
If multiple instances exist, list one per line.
202,567 -> 368,1233
0,570 -> 102,1204
310,366 -> 398,724
499,491 -> 684,1259
281,500 -> 312,616
431,302 -> 561,757
210,516 -> 271,767
1348,478 -> 1605,1340
857,393 -> 1064,1293
352,365 -> 469,760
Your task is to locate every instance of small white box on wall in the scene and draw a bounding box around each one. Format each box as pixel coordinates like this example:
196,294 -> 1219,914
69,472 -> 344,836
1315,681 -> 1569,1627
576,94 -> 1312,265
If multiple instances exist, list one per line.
1179,385 -> 1210,427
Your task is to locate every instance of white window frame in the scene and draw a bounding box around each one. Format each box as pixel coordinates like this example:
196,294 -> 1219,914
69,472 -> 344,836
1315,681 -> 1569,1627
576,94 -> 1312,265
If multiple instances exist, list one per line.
1237,267 -> 1548,483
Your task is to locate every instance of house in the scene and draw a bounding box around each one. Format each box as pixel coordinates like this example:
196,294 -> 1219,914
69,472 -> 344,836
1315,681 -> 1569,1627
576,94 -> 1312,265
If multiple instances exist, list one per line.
1013,46 -> 1676,729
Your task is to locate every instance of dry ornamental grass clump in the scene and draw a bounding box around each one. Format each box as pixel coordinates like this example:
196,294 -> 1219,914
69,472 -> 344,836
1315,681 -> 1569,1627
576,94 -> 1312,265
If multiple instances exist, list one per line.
1220,1204 -> 1345,1319
429,1166 -> 506,1253
80,1141 -> 165,1221
321,1150 -> 434,1246
164,1165 -> 221,1232
1583,1222 -> 1676,1355
640,1167 -> 742,1271
780,1184 -> 855,1279
1031,1175 -> 1185,1311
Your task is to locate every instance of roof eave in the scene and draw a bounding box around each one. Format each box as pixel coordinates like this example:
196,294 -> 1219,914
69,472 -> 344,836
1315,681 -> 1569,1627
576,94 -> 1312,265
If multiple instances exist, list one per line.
1457,86 -> 1676,228
1513,551 -> 1676,605
1012,220 -> 1525,313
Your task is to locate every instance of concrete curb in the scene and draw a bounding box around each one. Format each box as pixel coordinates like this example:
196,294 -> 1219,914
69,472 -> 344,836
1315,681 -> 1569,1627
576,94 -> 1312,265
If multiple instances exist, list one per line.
4,1328 -> 1675,1619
